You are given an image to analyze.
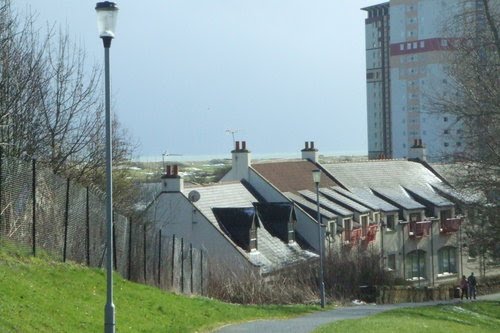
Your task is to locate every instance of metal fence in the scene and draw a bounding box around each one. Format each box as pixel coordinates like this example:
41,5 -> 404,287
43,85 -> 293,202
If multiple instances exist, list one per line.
0,151 -> 207,295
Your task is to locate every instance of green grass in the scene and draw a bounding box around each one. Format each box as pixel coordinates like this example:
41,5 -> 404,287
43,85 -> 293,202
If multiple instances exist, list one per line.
313,301 -> 500,333
0,241 -> 317,332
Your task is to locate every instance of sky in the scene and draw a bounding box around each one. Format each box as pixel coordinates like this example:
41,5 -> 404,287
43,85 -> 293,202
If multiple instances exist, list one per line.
13,0 -> 383,160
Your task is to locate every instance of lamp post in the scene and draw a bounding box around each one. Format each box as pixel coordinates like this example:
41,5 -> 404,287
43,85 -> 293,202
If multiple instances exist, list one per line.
312,169 -> 325,308
96,2 -> 118,332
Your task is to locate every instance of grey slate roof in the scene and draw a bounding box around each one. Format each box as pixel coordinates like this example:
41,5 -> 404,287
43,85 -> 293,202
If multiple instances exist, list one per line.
404,186 -> 454,207
371,186 -> 425,210
181,182 -> 315,272
344,188 -> 399,212
319,187 -> 371,213
323,160 -> 452,211
284,192 -> 337,220
298,190 -> 353,217
183,182 -> 257,226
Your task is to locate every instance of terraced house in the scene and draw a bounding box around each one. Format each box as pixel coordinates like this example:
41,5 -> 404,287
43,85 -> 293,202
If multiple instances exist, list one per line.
221,141 -> 469,285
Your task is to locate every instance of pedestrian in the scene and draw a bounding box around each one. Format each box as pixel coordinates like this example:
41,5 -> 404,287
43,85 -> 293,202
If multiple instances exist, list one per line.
468,272 -> 477,300
460,275 -> 468,300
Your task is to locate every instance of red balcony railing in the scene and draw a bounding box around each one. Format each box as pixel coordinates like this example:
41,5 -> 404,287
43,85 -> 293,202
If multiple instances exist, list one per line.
344,228 -> 362,245
408,221 -> 431,239
440,217 -> 462,234
364,224 -> 378,243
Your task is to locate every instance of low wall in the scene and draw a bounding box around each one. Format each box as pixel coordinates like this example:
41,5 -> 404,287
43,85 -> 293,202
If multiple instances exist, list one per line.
373,286 -> 451,304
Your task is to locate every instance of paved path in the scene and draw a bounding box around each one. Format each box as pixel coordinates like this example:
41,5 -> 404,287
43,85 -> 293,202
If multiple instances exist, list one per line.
214,293 -> 500,333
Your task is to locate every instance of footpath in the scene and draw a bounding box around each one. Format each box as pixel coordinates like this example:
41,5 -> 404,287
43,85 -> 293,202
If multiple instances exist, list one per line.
213,293 -> 500,333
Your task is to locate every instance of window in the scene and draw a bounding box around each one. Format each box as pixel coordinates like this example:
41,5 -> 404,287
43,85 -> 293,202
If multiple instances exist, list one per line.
444,142 -> 449,147
456,142 -> 462,147
438,247 -> 457,274
420,40 -> 425,48
444,117 -> 448,122
407,250 -> 426,280
441,39 -> 448,47
412,42 -> 417,49
386,214 -> 395,230
387,254 -> 396,271
444,129 -> 449,134
400,44 -> 404,51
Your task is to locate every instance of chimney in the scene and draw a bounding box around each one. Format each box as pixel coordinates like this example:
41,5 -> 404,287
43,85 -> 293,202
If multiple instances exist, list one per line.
408,138 -> 427,161
223,140 -> 251,181
161,164 -> 184,192
301,141 -> 319,163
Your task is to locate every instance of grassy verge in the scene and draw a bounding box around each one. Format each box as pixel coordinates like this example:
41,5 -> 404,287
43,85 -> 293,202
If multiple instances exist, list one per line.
0,241 -> 318,332
313,301 -> 500,333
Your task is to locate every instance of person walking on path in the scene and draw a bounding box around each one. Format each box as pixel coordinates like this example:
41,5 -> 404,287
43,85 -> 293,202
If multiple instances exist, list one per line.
460,275 -> 468,300
468,272 -> 477,299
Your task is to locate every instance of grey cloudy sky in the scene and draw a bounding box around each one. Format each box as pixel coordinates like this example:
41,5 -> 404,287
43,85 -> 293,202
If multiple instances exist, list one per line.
14,0 -> 382,159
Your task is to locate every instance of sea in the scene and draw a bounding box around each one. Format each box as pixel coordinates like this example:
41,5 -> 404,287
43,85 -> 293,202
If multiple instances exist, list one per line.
136,150 -> 367,163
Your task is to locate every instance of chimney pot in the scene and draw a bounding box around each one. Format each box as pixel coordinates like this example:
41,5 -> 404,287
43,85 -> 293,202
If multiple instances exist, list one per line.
166,165 -> 171,175
242,141 -> 246,150
418,139 -> 422,147
235,141 -> 240,151
305,141 -> 309,149
310,141 -> 315,149
173,165 -> 178,175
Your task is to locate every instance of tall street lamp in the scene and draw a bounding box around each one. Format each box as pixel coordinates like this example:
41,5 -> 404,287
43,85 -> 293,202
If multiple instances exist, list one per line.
96,2 -> 118,332
312,169 -> 326,308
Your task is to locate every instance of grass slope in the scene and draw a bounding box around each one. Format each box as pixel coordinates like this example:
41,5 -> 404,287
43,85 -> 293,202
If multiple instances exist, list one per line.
0,242 -> 317,332
313,301 -> 500,333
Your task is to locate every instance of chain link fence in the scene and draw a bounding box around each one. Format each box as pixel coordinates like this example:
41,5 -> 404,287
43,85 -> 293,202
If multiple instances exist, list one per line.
0,151 -> 207,295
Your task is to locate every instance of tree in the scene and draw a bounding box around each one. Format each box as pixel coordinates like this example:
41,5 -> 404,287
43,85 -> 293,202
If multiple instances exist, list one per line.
0,1 -> 137,212
432,0 -> 499,263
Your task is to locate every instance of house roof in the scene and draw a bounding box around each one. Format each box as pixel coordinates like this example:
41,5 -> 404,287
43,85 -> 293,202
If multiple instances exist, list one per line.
319,187 -> 372,214
252,160 -> 339,193
180,181 -> 315,273
183,182 -> 257,224
322,160 -> 452,211
298,189 -> 353,217
338,187 -> 399,212
284,192 -> 338,220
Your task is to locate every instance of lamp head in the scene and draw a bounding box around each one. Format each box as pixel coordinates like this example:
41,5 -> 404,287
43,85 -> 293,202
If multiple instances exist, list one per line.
96,2 -> 119,39
312,169 -> 321,184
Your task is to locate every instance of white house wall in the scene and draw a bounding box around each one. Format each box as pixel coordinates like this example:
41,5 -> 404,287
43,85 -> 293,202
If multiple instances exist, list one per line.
146,192 -> 257,274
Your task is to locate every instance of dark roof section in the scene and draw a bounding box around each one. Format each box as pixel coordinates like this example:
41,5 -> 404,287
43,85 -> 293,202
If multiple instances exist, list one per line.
298,190 -> 353,217
252,160 -> 339,194
319,187 -> 372,214
212,207 -> 257,251
285,192 -> 337,221
254,202 -> 293,243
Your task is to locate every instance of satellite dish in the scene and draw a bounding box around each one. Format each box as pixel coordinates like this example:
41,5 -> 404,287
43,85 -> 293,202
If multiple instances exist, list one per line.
188,190 -> 201,202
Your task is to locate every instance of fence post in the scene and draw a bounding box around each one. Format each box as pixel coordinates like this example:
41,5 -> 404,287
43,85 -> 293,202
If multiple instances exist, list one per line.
190,244 -> 194,293
113,212 -> 117,270
171,234 -> 176,288
63,178 -> 70,262
0,146 -> 3,235
128,219 -> 132,280
32,158 -> 36,257
86,187 -> 90,266
181,237 -> 184,293
158,229 -> 162,287
200,250 -> 204,295
143,223 -> 147,282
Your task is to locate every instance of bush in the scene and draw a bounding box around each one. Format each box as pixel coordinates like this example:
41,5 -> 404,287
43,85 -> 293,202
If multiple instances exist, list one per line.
207,247 -> 398,305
